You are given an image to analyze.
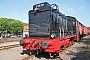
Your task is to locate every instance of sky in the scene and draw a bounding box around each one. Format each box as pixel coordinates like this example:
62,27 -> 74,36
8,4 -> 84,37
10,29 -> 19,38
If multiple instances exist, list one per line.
0,0 -> 90,26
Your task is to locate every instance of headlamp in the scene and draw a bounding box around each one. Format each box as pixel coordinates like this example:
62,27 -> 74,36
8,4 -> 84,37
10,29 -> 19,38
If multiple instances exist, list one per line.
20,40 -> 24,46
41,40 -> 48,49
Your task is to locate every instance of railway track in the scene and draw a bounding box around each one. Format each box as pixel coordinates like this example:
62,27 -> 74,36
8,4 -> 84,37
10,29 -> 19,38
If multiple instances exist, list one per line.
0,40 -> 20,43
0,44 -> 20,50
0,38 -> 21,43
21,43 -> 76,60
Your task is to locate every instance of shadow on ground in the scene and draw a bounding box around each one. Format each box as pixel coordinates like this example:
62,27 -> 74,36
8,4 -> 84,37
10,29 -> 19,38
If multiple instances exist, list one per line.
66,36 -> 90,60
20,50 -> 63,60
20,50 -> 51,59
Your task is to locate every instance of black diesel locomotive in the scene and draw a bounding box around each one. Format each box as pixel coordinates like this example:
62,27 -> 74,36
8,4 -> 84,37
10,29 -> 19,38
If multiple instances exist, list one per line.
20,2 -> 86,57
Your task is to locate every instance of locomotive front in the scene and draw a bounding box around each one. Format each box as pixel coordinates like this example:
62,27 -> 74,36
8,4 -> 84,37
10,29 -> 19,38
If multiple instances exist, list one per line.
29,2 -> 51,37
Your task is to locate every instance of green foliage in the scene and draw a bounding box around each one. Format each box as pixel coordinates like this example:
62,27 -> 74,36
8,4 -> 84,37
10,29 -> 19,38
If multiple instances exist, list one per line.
0,18 -> 8,31
0,18 -> 28,35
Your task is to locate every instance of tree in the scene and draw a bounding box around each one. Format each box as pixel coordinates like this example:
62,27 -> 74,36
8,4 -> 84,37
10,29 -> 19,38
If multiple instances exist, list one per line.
0,18 -> 28,35
9,20 -> 24,35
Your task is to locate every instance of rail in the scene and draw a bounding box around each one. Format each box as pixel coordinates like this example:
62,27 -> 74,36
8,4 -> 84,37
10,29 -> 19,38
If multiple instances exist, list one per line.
0,44 -> 20,50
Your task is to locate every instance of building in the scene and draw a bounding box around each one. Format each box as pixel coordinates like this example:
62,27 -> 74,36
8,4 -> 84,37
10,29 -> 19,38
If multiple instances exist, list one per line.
23,26 -> 29,37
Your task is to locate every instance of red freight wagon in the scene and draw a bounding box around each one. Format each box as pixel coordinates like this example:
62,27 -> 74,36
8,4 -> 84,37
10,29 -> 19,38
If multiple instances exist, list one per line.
87,27 -> 90,35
